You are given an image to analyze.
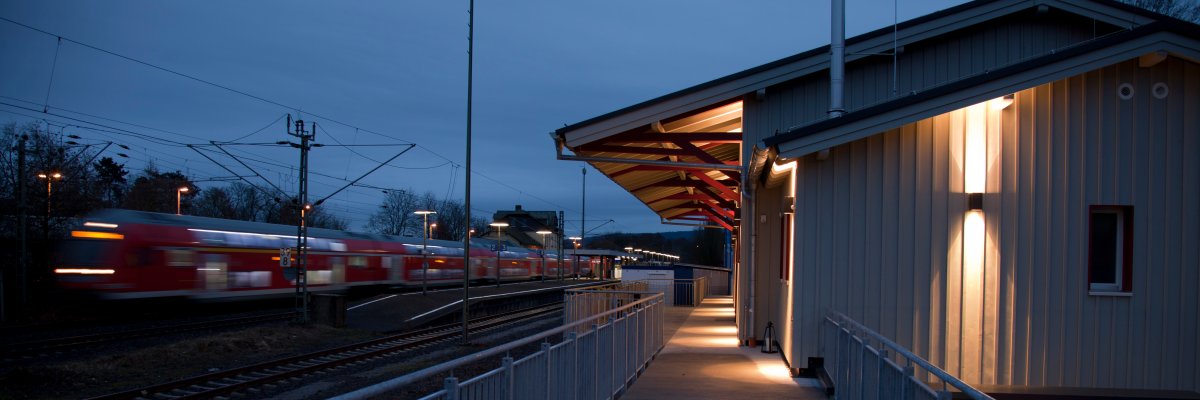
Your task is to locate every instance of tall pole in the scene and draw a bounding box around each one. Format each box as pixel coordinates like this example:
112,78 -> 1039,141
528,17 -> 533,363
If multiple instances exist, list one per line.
420,212 -> 430,295
580,167 -> 586,258
495,225 -> 502,288
14,135 -> 28,319
289,116 -> 315,323
557,211 -> 564,281
461,0 -> 474,344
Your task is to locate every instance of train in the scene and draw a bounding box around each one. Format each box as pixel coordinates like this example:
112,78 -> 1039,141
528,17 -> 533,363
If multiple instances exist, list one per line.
53,209 -> 597,300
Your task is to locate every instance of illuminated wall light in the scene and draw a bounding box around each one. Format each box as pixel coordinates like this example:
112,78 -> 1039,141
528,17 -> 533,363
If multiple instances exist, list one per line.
964,102 -> 988,194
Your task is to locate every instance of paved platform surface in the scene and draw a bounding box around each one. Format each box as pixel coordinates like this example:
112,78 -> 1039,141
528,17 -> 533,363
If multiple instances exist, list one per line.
344,279 -> 605,332
622,296 -> 826,400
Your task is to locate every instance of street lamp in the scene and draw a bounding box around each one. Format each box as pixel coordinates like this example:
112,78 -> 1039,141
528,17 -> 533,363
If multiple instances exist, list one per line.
176,187 -> 190,215
490,222 -> 508,287
569,236 -> 582,279
37,172 -> 63,245
536,230 -> 552,281
415,210 -> 437,295
429,223 -> 437,239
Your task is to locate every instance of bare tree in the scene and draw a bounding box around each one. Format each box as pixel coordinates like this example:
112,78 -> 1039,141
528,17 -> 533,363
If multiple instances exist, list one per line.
1121,0 -> 1200,22
367,189 -> 419,236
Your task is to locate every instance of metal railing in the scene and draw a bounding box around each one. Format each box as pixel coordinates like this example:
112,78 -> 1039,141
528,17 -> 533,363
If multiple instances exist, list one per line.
822,311 -> 994,400
691,267 -> 730,296
563,282 -> 651,334
332,292 -> 665,400
642,277 -> 708,307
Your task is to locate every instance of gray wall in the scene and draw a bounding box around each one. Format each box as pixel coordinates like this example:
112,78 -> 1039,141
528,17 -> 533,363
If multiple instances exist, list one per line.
770,56 -> 1199,391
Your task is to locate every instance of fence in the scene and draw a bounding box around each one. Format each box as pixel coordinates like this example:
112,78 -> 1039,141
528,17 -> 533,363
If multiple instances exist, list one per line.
331,292 -> 665,400
822,311 -> 994,400
563,282 -> 651,334
642,277 -> 708,307
691,267 -> 730,296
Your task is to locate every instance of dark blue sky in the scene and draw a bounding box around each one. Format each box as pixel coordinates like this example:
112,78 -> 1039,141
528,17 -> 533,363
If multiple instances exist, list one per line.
0,0 -> 964,233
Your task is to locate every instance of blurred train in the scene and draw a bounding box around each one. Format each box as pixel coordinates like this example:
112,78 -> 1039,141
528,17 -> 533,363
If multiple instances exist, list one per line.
53,209 -> 597,300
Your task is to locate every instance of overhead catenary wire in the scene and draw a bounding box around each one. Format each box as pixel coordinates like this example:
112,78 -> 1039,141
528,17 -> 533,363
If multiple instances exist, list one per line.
0,16 -> 587,217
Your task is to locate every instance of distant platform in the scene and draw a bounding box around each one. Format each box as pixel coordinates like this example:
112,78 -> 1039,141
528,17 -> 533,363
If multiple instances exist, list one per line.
345,279 -> 608,332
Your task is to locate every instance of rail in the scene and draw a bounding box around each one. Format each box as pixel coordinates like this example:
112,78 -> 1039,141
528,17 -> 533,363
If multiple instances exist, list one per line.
822,311 -> 994,400
332,292 -> 666,400
642,277 -> 708,306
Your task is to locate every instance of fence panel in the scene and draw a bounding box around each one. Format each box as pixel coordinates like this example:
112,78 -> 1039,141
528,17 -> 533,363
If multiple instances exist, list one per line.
821,311 -> 993,400
333,287 -> 666,400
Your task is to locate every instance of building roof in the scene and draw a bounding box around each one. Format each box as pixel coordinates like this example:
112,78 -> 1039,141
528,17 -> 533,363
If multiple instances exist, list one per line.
552,0 -> 1192,229
764,18 -> 1200,158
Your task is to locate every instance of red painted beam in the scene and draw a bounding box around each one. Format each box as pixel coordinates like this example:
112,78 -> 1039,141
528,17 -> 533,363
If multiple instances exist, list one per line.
687,171 -> 739,201
611,165 -> 741,181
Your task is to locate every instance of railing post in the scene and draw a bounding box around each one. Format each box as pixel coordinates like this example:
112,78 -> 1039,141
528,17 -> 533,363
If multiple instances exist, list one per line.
592,323 -> 600,400
568,331 -> 579,400
503,356 -> 515,400
877,349 -> 889,400
542,342 -> 553,400
901,363 -> 913,400
444,376 -> 460,400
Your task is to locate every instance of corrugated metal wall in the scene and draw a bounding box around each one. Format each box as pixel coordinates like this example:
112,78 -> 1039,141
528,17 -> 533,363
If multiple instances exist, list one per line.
747,8 -> 1112,134
771,56 -> 1199,391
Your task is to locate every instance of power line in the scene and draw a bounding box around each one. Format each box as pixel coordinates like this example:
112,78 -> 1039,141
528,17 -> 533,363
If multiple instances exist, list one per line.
0,16 -> 584,215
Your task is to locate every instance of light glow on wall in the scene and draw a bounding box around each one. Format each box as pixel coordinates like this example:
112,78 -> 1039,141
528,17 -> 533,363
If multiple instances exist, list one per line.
964,102 -> 988,194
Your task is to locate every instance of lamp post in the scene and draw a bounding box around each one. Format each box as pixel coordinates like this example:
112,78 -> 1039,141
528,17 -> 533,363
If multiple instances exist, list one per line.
176,187 -> 189,215
37,172 -> 62,242
490,222 -> 508,287
536,230 -> 551,281
415,210 -> 436,295
569,236 -> 581,279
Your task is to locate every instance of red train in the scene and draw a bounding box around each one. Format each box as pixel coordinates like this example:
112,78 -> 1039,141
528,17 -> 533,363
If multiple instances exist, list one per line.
54,209 -> 596,300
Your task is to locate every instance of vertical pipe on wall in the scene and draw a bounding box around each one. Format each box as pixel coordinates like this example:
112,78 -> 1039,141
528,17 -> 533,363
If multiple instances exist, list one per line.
829,0 -> 846,118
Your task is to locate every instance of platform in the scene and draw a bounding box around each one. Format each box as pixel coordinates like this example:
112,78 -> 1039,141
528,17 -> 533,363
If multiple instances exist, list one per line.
621,296 -> 826,400
344,279 -> 604,332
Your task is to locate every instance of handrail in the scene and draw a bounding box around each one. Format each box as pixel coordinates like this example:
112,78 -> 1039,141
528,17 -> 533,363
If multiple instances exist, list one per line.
331,292 -> 665,400
826,311 -> 994,400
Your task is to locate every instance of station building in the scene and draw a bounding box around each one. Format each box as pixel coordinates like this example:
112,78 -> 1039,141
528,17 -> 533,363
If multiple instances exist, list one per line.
552,0 -> 1199,394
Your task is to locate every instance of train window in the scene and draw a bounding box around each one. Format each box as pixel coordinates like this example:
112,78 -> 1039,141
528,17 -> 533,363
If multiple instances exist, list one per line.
165,250 -> 194,267
60,240 -> 106,266
381,256 -> 393,269
349,256 -> 367,268
330,241 -> 347,252
197,231 -> 225,245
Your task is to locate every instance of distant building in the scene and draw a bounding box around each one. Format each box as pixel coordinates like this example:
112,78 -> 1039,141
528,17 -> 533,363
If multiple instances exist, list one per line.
490,205 -> 559,249
553,0 -> 1199,395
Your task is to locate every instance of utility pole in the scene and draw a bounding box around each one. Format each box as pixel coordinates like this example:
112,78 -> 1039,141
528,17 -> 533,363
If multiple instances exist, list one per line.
287,116 -> 315,324
580,167 -> 586,254
7,135 -> 27,321
461,0 -> 474,345
557,210 -> 564,280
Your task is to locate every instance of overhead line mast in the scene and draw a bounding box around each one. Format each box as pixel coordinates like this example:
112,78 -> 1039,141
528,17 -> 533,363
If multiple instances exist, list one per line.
461,0 -> 475,344
286,115 -> 316,324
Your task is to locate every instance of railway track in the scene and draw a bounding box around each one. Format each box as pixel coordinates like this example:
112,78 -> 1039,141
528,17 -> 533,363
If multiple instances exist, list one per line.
89,303 -> 564,400
0,312 -> 296,362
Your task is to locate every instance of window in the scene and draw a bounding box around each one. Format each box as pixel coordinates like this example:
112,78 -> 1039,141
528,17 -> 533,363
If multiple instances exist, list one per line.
1088,205 -> 1132,293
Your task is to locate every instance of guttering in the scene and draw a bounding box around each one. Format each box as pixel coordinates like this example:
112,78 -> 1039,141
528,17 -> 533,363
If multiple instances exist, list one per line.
659,217 -> 724,229
552,132 -> 744,172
